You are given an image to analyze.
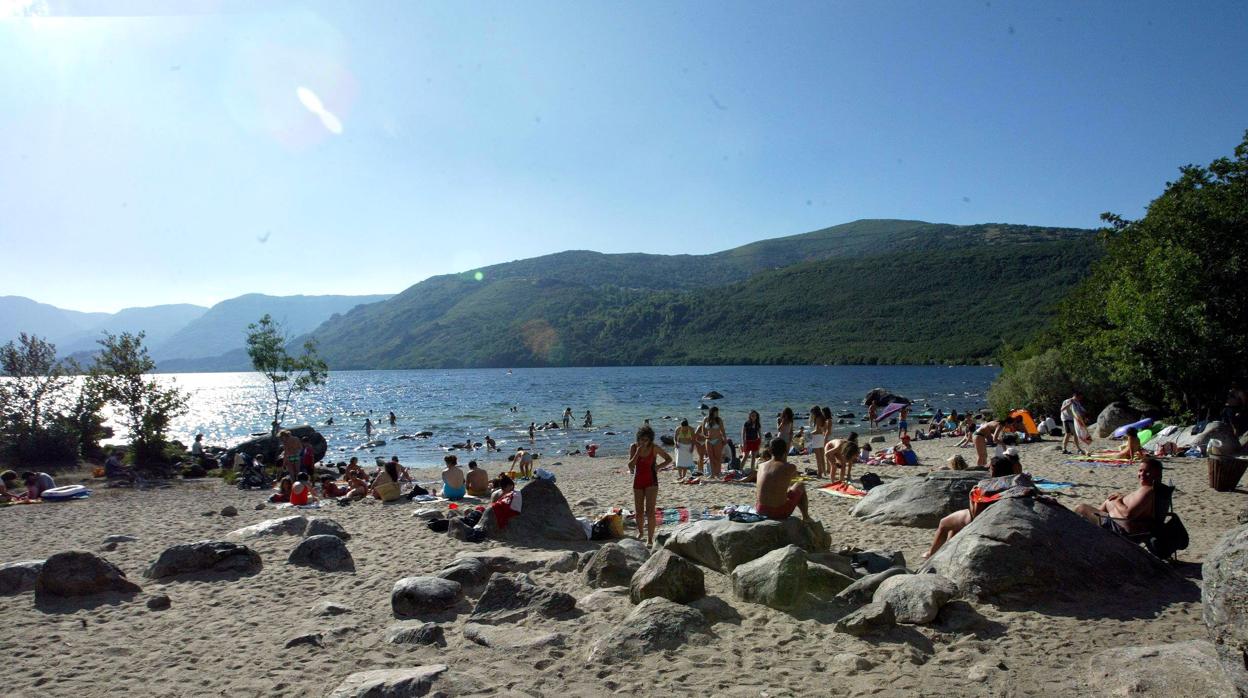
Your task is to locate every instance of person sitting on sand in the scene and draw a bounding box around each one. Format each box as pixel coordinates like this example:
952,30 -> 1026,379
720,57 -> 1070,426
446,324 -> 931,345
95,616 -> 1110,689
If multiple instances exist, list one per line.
289,473 -> 318,506
389,456 -> 413,482
824,432 -> 859,483
956,416 -> 977,446
1073,458 -> 1162,535
104,450 -> 137,484
924,455 -> 1017,558
484,474 -> 523,530
369,459 -> 403,502
512,447 -> 533,479
1098,427 -> 1146,462
755,438 -> 810,521
21,471 -> 55,499
858,443 -> 872,463
941,454 -> 969,471
466,460 -> 491,497
343,456 -> 366,482
320,475 -> 347,498
1,470 -> 25,502
440,455 -> 467,500
269,476 -> 293,503
628,425 -> 673,546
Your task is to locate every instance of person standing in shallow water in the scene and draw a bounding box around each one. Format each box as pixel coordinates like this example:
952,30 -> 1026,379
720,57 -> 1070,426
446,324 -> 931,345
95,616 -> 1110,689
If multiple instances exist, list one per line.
528,422 -> 536,444
583,410 -> 593,427
627,424 -> 672,546
364,418 -> 373,438
563,407 -> 572,429
388,411 -> 396,426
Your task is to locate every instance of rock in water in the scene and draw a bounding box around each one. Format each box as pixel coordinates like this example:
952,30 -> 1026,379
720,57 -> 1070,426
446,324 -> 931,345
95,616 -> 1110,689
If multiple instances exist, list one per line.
391,577 -> 462,618
630,549 -> 705,604
144,541 -> 262,579
1095,401 -> 1141,438
328,666 -> 451,698
225,515 -> 309,541
850,471 -> 981,528
922,497 -> 1170,601
730,545 -> 808,610
1087,641 -> 1237,697
287,535 -> 355,572
872,573 -> 958,624
470,573 -> 576,623
384,623 -> 445,647
703,391 -> 724,400
662,517 -> 830,573
35,551 -> 141,599
477,478 -> 586,542
305,517 -> 351,540
226,425 -> 328,470
1203,523 -> 1248,696
0,560 -> 43,596
588,598 -> 709,663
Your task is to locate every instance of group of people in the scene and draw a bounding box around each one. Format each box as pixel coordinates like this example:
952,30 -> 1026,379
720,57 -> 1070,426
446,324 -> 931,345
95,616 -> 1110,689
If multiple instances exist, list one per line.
0,470 -> 56,502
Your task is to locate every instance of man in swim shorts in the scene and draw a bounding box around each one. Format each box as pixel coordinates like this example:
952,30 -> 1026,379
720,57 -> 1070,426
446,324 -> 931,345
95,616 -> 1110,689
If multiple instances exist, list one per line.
754,438 -> 810,521
465,460 -> 491,497
440,455 -> 466,500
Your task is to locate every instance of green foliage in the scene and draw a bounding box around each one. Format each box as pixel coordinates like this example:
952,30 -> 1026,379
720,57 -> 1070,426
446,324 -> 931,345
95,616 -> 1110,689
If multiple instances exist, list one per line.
246,314 -> 329,432
87,332 -> 189,465
0,334 -> 84,464
986,349 -> 1076,417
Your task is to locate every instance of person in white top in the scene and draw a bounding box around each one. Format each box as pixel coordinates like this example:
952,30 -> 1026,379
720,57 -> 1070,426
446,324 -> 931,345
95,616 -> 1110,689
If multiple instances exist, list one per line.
1060,392 -> 1089,455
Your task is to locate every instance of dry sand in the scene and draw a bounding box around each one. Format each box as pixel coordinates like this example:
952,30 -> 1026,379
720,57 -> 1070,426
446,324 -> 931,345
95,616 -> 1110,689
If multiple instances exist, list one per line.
2,434 -> 1243,697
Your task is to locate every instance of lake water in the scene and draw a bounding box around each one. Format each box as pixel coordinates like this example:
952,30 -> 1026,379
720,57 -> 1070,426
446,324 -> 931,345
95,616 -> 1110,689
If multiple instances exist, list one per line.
162,365 -> 999,468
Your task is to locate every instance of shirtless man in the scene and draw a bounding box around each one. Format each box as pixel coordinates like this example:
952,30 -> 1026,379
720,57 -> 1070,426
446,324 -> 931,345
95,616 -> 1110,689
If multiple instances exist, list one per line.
278,430 -> 302,479
1074,457 -> 1162,535
440,455 -> 466,500
466,460 -> 491,497
755,438 -> 810,521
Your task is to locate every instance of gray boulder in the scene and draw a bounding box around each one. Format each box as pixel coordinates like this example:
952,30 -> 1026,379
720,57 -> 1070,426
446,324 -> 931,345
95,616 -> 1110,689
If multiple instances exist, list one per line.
470,573 -> 576,624
805,562 -> 856,599
328,665 -> 451,698
588,597 -> 709,663
834,600 -> 895,636
227,425 -> 327,470
0,560 -> 43,595
849,549 -> 908,575
1096,401 -> 1141,438
849,471 -> 980,528
305,517 -> 351,540
384,622 -> 446,647
144,541 -> 262,579
464,622 -> 566,649
391,576 -> 463,618
922,497 -> 1169,601
315,601 -> 353,616
454,547 -> 577,574
35,551 -> 140,599
630,549 -> 705,604
1177,421 -> 1239,453
731,545 -> 808,610
836,567 -> 910,606
663,517 -> 830,573
287,535 -> 354,572
477,478 -> 586,542
586,541 -> 650,589
1203,523 -> 1248,696
873,573 -> 958,624
226,515 -> 308,541
1087,640 -> 1237,697
579,586 -> 630,612
435,557 -> 492,587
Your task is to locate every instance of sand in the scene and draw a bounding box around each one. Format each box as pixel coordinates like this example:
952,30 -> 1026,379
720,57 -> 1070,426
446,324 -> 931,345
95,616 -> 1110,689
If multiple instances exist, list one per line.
2,434 -> 1242,697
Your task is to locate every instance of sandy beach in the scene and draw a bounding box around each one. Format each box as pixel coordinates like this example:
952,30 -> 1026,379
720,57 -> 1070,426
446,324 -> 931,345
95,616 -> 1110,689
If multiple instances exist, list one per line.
2,433 -> 1241,698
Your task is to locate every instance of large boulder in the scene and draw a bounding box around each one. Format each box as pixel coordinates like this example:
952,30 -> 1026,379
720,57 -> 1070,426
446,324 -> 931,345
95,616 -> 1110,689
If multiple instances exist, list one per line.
477,478 -> 586,542
588,598 -> 709,663
225,515 -> 309,541
1087,641 -> 1238,697
730,545 -> 808,610
1096,401 -> 1141,438
922,497 -> 1169,601
287,535 -> 355,572
0,560 -> 43,595
630,549 -> 705,604
662,517 -> 831,573
305,517 -> 351,540
470,573 -> 576,624
835,567 -> 910,606
328,665 -> 453,698
453,548 -> 577,574
227,425 -> 327,467
435,557 -> 492,587
863,388 -> 910,408
849,471 -> 980,528
873,573 -> 958,624
35,551 -> 140,599
586,541 -> 650,589
1203,522 -> 1248,696
144,541 -> 262,579
1177,421 -> 1239,453
391,577 -> 463,618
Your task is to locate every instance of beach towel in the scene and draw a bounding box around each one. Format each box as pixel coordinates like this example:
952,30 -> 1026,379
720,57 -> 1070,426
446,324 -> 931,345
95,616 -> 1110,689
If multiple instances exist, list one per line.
1068,456 -> 1135,466
818,481 -> 867,499
1033,478 -> 1076,491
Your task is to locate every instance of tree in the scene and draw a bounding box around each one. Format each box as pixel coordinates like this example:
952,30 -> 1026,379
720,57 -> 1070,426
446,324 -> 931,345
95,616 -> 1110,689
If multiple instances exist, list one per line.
0,333 -> 80,463
246,315 -> 328,433
88,332 -> 189,465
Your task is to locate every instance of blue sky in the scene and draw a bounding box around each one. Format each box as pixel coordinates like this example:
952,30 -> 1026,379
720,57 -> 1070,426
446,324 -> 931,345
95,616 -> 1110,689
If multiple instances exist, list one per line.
2,0 -> 1246,312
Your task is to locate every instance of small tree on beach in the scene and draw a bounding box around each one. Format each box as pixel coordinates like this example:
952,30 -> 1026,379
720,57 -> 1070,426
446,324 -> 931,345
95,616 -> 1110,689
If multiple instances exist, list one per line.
88,332 -> 189,465
0,333 -> 80,462
245,314 -> 329,433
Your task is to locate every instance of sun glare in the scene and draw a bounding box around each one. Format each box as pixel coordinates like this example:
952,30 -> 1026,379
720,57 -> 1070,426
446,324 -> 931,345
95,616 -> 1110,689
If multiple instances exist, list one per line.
296,85 -> 343,135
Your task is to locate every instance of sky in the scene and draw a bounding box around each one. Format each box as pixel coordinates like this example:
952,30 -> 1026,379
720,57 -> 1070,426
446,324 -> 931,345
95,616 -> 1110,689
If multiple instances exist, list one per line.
2,0 -> 1247,313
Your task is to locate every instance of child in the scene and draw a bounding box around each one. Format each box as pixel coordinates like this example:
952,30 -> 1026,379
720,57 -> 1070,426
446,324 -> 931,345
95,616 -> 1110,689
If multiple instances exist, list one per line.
269,476 -> 293,503
898,405 -> 910,439
289,473 -> 318,506
858,444 -> 872,463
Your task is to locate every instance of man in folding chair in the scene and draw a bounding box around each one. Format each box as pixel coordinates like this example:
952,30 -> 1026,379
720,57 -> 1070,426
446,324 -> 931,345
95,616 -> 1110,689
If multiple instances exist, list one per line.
1073,457 -> 1166,537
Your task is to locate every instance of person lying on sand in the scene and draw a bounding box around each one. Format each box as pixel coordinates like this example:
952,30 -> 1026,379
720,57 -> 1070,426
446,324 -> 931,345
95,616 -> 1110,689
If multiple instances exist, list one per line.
923,455 -> 1017,559
440,455 -> 466,500
1073,458 -> 1161,535
320,475 -> 347,498
755,438 -> 810,522
466,460 -> 491,497
269,476 -> 293,503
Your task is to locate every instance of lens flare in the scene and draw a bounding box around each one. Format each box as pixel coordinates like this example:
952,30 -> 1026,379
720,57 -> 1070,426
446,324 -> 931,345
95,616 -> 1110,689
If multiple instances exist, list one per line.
473,271 -> 484,281
296,86 -> 342,135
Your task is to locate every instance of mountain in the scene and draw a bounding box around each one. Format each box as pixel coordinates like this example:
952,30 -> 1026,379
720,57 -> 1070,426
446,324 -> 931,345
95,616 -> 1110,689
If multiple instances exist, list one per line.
307,220 -> 1100,368
0,296 -> 110,347
58,303 -> 209,354
151,293 -> 393,362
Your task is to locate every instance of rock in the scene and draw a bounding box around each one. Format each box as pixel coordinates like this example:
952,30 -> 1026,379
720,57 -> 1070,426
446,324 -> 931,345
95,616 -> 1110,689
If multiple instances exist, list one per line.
1087,640 -> 1237,697
315,601 -> 353,616
588,598 -> 709,663
579,586 -> 630,612
850,549 -> 907,575
703,391 -> 724,400
1177,421 -> 1239,453
870,435 -> 886,444
35,551 -> 140,599
225,515 -> 309,541
575,497 -> 598,507
287,535 -> 354,573
831,653 -> 875,674
146,594 -> 171,610
470,573 -> 576,623
391,577 -> 463,618
923,496 -> 1170,601
220,506 -> 238,517
284,632 -> 323,649
384,622 -> 446,647
254,503 -> 266,511
102,534 -> 137,544
144,541 -> 263,579
1095,401 -> 1141,438
435,557 -> 492,587
454,548 -> 578,574
413,509 -> 443,520
630,549 -> 705,604
730,545 -> 808,610
835,566 -> 910,605
873,573 -> 958,624
808,551 -> 861,579
662,517 -> 830,573
100,542 -> 117,552
0,560 -> 43,595
849,471 -> 981,528
1203,523 -> 1248,695
328,666 -> 451,698
464,622 -> 566,649
586,541 -> 649,589
227,425 -> 327,470
477,478 -> 586,542
863,388 -> 910,408
834,600 -> 895,635
805,562 -> 856,598
1239,508 -> 1248,525
304,517 -> 351,541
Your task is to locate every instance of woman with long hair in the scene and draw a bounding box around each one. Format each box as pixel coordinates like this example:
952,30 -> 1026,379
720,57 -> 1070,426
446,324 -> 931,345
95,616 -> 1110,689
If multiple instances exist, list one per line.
777,407 -> 795,451
741,410 -> 763,469
808,405 -> 827,477
825,431 -> 860,482
701,406 -> 727,478
674,419 -> 696,480
627,424 -> 672,546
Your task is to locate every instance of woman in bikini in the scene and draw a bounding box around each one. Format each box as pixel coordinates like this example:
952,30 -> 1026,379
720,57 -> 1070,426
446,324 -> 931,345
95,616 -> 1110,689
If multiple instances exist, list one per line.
701,407 -> 727,478
825,431 -> 859,482
808,405 -> 827,477
628,424 -> 672,546
973,416 -> 1018,467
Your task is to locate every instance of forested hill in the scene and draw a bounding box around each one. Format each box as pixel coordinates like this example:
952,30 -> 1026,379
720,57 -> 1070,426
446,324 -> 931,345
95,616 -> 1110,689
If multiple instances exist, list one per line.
306,219 -> 1099,369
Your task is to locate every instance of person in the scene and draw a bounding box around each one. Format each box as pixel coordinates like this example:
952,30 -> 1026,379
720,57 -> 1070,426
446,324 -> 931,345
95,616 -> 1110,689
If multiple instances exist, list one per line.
299,437 -> 316,478
701,407 -> 727,478
868,403 -> 878,430
583,410 -> 593,428
191,433 -> 205,466
563,407 -> 572,429
232,450 -> 247,470
289,473 -> 318,506
898,405 -> 910,438
277,430 -> 302,479
755,437 -> 810,521
944,412 -> 960,433
370,459 -> 403,502
858,443 -> 873,463
343,456 -> 366,481
792,426 -> 807,455
484,434 -> 498,452
440,455 -> 466,500
674,419 -> 696,480
824,432 -> 859,482
1037,413 -> 1059,436
1060,392 -> 1089,455
1,470 -> 25,501
269,476 -> 293,503
104,450 -> 137,484
320,475 -> 347,498
20,471 -> 55,499
513,447 -> 533,479
462,434 -> 474,452
466,460 -> 491,497
973,416 -> 1018,467
528,422 -> 536,444
627,425 -> 672,546
485,474 -> 523,530
1074,458 -> 1163,535
388,455 -> 412,482
923,455 -> 1017,558
1100,427 -> 1145,462
326,416 -> 334,426
941,454 -> 969,471
777,407 -> 795,450
364,418 -> 373,438
956,415 -> 978,446
388,410 -> 396,426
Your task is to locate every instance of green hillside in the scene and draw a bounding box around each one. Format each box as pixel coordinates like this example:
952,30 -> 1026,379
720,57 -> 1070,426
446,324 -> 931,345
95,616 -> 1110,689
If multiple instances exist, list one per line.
310,220 -> 1099,369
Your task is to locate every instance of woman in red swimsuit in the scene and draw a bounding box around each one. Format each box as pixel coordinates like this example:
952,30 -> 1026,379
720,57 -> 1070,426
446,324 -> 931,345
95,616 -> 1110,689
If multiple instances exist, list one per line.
628,424 -> 672,546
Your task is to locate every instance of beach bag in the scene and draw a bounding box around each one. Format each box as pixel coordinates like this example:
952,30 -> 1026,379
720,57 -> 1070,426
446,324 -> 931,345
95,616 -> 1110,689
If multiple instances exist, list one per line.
728,510 -> 766,524
1147,512 -> 1189,559
860,472 -> 883,491
462,509 -> 483,527
405,483 -> 429,500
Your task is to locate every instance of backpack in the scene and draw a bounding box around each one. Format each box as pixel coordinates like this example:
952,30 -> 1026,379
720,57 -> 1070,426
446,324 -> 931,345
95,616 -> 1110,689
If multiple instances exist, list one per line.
860,472 -> 883,490
1147,512 -> 1190,559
